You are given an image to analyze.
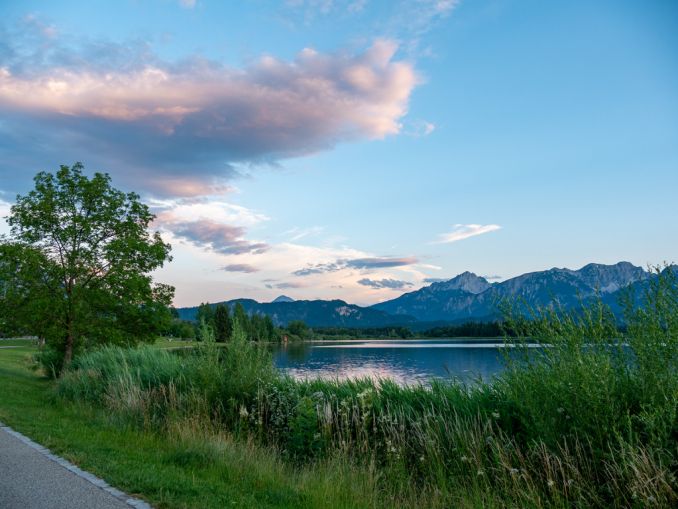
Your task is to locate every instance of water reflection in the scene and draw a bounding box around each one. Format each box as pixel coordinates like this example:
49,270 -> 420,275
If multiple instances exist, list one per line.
273,339 -> 524,385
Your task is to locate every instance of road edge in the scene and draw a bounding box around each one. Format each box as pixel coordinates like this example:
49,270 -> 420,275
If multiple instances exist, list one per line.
0,421 -> 152,509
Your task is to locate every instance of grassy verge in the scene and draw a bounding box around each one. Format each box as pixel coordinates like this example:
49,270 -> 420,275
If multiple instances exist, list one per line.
0,344 -> 417,509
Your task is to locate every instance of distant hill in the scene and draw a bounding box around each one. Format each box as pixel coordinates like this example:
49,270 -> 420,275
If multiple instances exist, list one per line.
177,298 -> 416,328
176,262 -> 663,327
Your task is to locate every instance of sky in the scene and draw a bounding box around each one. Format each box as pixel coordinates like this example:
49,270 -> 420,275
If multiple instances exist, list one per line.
0,0 -> 677,307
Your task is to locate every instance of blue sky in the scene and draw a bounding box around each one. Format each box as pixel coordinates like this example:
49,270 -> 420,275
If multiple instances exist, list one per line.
0,0 -> 676,306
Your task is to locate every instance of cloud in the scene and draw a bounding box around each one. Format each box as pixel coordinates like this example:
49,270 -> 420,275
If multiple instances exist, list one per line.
151,198 -> 269,256
433,224 -> 501,244
179,0 -> 197,8
357,278 -> 413,289
283,0 -> 367,24
292,255 -> 418,276
0,25 -> 419,196
282,226 -> 325,241
154,199 -> 268,228
423,277 -> 447,283
482,274 -> 502,280
405,119 -> 435,137
292,261 -> 344,276
346,256 -> 418,269
222,263 -> 259,273
267,281 -> 306,290
379,0 -> 461,57
168,220 -> 268,255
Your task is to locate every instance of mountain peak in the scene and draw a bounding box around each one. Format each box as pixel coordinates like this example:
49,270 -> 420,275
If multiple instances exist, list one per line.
430,271 -> 491,295
272,295 -> 295,303
574,261 -> 647,293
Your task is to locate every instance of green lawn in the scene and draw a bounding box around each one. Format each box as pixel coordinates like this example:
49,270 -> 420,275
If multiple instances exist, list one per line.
0,338 -> 40,347
152,337 -> 200,349
0,345 -> 384,509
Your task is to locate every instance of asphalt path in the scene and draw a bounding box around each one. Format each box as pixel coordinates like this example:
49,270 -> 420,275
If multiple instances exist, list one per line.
0,424 -> 150,509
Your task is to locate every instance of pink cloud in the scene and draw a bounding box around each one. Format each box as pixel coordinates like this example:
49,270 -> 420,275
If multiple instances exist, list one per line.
0,36 -> 419,196
163,218 -> 269,255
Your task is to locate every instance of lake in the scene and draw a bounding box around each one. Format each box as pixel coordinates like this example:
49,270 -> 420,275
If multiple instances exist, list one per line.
273,339 -> 528,385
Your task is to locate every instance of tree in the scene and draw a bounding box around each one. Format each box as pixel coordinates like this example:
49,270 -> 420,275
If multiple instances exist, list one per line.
263,315 -> 276,341
214,304 -> 232,342
0,242 -> 56,340
196,302 -> 215,332
2,163 -> 173,373
233,302 -> 250,339
287,320 -> 309,339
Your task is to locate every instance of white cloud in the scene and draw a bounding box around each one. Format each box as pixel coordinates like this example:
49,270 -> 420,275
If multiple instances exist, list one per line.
433,224 -> 501,244
281,226 -> 325,241
406,119 -> 435,137
155,199 -> 268,228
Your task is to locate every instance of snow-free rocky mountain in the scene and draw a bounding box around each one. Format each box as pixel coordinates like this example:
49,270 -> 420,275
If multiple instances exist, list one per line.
271,295 -> 295,303
177,262 -> 656,327
370,262 -> 649,322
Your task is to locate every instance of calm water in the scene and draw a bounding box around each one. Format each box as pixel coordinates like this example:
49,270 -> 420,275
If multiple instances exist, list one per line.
273,339 -> 528,385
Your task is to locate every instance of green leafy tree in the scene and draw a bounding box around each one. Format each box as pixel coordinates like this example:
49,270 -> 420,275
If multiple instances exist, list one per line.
263,315 -> 276,341
250,313 -> 264,341
287,320 -> 309,339
214,303 -> 232,342
233,302 -> 250,339
196,302 -> 215,330
0,242 -> 56,340
2,163 -> 173,373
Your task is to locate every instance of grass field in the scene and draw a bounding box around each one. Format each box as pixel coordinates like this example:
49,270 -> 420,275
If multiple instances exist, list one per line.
0,342 -> 404,509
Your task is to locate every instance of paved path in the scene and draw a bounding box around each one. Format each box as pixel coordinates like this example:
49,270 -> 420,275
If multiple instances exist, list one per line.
0,424 -> 151,509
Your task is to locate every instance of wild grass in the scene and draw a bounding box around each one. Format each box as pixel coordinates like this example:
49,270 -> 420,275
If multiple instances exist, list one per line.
56,267 -> 678,508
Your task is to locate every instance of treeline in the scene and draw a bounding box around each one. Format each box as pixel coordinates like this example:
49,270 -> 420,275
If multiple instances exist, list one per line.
163,314 -> 510,342
420,321 -> 506,338
164,302 -> 279,342
302,322 -> 506,340
312,326 -> 414,339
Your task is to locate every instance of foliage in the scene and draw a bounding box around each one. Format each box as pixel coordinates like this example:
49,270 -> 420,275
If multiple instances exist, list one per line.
422,321 -> 505,338
196,302 -> 215,331
214,304 -> 232,342
287,320 -> 310,339
164,318 -> 196,339
311,325 -> 413,340
1,163 -> 173,374
57,267 -> 678,507
0,344 -> 401,509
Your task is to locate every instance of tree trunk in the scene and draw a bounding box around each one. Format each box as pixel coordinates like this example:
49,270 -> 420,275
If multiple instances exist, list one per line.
63,326 -> 74,369
62,290 -> 74,372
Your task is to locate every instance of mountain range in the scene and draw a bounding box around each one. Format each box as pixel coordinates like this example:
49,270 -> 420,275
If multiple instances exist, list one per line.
177,262 -> 662,327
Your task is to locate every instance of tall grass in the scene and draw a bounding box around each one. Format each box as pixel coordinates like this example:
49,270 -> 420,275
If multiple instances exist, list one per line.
57,267 -> 678,508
